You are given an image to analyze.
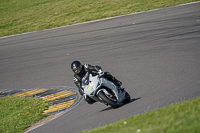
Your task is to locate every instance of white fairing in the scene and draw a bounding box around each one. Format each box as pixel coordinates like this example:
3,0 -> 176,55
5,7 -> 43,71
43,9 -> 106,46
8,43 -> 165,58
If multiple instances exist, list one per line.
82,74 -> 126,104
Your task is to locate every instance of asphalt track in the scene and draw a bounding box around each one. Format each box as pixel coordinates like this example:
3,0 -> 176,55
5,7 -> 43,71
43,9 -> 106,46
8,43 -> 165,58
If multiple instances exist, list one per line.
0,2 -> 200,133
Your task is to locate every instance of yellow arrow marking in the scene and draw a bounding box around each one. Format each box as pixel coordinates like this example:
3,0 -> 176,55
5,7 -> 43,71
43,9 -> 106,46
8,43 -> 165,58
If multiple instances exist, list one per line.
10,88 -> 48,97
6,88 -> 78,114
43,99 -> 76,114
42,90 -> 76,101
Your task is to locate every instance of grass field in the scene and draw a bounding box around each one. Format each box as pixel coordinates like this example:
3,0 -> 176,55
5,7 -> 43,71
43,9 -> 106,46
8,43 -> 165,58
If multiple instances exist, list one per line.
0,96 -> 49,133
1,96 -> 199,133
81,97 -> 200,133
0,0 -> 198,37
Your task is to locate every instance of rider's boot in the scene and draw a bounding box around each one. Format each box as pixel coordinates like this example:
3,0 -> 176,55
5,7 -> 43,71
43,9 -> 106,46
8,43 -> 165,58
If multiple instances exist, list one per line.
83,94 -> 96,104
114,79 -> 125,92
114,79 -> 122,87
104,72 -> 124,91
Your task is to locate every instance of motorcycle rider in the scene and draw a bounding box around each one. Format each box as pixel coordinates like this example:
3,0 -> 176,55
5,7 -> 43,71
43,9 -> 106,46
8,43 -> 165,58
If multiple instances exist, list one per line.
71,60 -> 123,104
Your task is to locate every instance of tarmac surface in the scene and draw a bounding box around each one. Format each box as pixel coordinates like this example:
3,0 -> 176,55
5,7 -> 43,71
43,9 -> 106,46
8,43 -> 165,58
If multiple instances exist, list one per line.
0,2 -> 200,133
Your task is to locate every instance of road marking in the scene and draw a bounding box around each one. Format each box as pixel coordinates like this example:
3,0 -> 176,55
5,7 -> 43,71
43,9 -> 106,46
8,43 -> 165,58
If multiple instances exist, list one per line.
0,87 -> 80,115
42,90 -> 76,101
43,99 -> 76,114
10,88 -> 49,97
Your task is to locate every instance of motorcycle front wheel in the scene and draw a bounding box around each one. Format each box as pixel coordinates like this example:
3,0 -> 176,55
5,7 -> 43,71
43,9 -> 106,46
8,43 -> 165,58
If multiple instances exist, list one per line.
98,91 -> 121,108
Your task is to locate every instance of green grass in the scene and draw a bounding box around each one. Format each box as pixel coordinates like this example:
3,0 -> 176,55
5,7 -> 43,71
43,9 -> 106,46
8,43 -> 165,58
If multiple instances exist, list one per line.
1,96 -> 199,133
81,96 -> 200,133
0,96 -> 49,133
0,0 -> 199,37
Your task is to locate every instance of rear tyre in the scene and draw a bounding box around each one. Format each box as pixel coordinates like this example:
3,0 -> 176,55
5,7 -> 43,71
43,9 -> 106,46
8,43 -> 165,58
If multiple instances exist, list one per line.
98,91 -> 120,108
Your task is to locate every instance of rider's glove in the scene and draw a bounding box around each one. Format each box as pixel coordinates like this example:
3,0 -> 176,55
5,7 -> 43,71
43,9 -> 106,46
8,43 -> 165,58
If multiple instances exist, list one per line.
98,69 -> 104,77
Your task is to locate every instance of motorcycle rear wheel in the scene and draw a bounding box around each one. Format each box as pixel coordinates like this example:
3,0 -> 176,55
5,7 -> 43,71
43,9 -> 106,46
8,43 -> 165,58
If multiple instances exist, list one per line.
98,91 -> 120,108
123,91 -> 131,104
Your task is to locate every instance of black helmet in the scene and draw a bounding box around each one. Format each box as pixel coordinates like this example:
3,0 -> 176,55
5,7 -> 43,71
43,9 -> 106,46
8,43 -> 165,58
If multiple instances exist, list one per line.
71,60 -> 82,74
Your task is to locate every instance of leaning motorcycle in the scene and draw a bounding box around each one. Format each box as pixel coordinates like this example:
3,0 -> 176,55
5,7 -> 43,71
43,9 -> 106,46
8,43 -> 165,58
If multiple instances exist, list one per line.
82,73 -> 131,108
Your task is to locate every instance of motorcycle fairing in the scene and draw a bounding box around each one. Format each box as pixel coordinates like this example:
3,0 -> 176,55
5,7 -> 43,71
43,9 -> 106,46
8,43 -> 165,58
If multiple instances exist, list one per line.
82,74 -> 125,103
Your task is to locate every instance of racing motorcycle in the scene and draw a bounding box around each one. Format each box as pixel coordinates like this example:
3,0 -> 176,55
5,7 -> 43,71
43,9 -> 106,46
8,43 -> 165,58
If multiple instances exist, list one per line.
82,73 -> 131,108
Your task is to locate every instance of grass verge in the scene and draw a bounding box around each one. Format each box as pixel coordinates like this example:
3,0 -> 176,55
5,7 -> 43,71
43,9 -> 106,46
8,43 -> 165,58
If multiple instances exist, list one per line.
81,96 -> 200,133
0,96 -> 49,133
0,0 -> 199,37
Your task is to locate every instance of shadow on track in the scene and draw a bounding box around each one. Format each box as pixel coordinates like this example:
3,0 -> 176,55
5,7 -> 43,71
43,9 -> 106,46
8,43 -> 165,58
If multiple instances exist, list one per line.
100,97 -> 141,112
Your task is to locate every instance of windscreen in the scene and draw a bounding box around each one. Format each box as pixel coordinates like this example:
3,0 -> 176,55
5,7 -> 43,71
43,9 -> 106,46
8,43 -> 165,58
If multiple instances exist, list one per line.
82,74 -> 90,86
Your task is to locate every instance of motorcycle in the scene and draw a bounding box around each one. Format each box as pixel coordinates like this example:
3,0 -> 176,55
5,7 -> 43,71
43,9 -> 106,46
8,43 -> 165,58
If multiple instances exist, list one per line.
82,73 -> 131,108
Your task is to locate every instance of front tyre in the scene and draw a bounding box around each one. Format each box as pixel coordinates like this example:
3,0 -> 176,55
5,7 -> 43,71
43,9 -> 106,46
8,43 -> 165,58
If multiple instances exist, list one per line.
98,91 -> 120,108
